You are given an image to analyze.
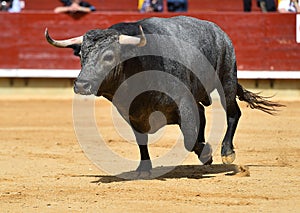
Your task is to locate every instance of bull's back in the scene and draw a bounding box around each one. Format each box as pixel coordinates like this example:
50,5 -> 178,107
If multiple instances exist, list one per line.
140,16 -> 228,48
141,16 -> 234,72
111,16 -> 234,69
112,16 -> 227,45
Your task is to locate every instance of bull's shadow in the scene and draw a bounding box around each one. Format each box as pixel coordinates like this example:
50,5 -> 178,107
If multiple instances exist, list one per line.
90,164 -> 246,184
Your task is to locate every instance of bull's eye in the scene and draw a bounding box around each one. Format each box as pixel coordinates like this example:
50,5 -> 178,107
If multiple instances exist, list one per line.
100,50 -> 116,67
103,54 -> 114,62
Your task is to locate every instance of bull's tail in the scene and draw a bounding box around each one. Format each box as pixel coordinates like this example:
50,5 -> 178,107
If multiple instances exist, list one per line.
236,83 -> 285,115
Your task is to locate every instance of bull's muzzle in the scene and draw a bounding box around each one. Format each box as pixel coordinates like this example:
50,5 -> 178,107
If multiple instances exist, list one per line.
74,80 -> 93,95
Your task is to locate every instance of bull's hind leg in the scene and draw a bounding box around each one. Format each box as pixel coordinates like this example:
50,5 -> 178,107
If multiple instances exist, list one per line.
220,61 -> 242,164
133,130 -> 152,172
221,95 -> 241,164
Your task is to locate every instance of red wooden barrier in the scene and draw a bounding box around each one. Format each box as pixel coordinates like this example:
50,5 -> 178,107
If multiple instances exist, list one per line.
0,12 -> 299,71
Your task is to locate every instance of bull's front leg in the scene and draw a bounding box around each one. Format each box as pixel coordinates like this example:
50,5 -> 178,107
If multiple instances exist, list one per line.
178,100 -> 212,165
193,104 -> 213,165
133,130 -> 152,173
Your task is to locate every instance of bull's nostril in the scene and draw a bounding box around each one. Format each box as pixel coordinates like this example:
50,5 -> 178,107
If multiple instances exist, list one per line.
74,81 -> 92,95
83,82 -> 91,91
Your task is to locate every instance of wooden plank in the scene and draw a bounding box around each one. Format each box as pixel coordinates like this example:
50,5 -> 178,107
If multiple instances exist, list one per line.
0,12 -> 299,72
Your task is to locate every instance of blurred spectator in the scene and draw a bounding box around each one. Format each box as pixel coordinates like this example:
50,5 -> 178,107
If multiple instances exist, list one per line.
243,0 -> 252,11
257,0 -> 276,12
140,0 -> 163,12
243,0 -> 276,12
9,0 -> 23,12
278,0 -> 300,12
1,0 -> 23,12
1,0 -> 12,11
138,0 -> 144,10
54,0 -> 96,13
167,0 -> 188,12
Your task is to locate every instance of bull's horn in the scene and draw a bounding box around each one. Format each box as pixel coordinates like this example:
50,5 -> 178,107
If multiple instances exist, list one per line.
119,25 -> 146,47
45,28 -> 83,48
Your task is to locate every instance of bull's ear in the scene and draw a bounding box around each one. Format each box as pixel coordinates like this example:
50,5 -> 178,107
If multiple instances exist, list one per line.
118,25 -> 146,47
68,44 -> 81,57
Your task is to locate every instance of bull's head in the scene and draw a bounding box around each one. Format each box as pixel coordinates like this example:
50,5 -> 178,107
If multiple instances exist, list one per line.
45,26 -> 146,96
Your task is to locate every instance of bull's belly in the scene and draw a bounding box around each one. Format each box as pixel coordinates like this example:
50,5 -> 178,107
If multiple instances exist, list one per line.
115,92 -> 180,134
129,114 -> 179,134
129,106 -> 179,134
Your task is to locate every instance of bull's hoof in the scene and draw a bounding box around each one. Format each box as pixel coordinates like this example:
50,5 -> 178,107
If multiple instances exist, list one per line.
202,156 -> 213,165
221,152 -> 236,164
136,160 -> 152,172
198,153 -> 213,165
137,171 -> 152,179
135,160 -> 152,179
198,143 -> 213,165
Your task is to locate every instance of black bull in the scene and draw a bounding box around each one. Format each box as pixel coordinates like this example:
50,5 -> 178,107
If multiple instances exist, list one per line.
45,16 -> 282,172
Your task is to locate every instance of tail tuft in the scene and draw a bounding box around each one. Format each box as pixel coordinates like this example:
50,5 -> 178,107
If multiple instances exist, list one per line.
237,83 -> 285,115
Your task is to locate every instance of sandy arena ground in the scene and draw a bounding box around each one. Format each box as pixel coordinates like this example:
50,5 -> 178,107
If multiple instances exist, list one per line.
0,94 -> 299,212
